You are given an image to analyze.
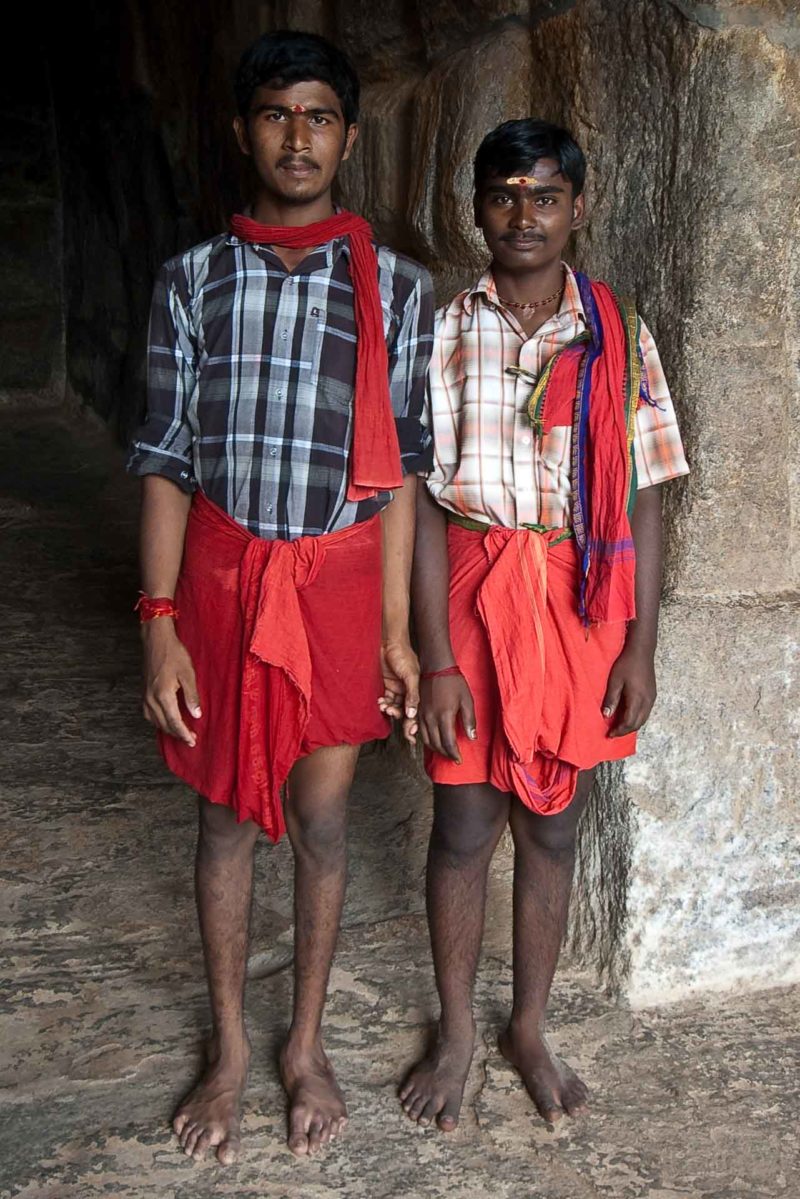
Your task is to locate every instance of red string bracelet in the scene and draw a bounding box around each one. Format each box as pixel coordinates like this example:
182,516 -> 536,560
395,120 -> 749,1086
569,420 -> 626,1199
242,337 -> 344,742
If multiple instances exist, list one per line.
135,594 -> 179,622
421,665 -> 462,681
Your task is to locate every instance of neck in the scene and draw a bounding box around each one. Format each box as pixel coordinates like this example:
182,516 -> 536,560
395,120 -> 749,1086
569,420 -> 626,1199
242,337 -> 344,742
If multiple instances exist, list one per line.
491,258 -> 565,304
250,190 -> 336,227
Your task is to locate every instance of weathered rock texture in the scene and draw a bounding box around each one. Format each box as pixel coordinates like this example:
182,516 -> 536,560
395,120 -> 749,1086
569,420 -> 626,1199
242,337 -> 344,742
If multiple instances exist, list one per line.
32,0 -> 800,1004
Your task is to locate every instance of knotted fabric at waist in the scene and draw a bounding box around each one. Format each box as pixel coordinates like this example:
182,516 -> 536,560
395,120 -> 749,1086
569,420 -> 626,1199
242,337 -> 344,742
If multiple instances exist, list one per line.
172,491 -> 380,839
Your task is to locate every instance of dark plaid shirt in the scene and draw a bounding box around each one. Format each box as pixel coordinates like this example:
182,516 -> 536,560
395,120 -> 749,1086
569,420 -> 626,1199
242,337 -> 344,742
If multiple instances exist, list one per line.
127,231 -> 434,539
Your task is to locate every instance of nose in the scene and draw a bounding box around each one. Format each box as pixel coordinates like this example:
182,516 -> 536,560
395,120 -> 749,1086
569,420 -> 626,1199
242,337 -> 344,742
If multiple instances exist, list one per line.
509,196 -> 537,230
283,116 -> 310,153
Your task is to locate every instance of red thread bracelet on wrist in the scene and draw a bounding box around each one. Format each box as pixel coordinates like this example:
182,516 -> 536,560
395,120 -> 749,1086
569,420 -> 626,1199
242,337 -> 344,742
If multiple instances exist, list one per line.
135,594 -> 180,622
421,665 -> 462,681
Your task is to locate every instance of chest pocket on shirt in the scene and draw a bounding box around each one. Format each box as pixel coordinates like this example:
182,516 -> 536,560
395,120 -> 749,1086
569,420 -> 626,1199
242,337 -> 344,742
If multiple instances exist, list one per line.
312,300 -> 399,412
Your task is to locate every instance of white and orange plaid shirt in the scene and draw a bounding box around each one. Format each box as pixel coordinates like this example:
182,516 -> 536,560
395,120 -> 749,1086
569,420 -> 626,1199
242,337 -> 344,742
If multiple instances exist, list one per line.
422,265 -> 689,529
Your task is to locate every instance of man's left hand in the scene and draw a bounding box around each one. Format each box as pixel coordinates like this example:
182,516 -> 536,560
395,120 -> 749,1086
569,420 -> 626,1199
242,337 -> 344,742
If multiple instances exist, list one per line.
602,645 -> 657,738
380,639 -> 420,744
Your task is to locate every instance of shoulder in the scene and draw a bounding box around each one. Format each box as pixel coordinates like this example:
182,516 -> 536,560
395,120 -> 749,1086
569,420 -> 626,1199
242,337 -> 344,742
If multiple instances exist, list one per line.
376,245 -> 434,303
156,234 -> 230,298
433,285 -> 475,334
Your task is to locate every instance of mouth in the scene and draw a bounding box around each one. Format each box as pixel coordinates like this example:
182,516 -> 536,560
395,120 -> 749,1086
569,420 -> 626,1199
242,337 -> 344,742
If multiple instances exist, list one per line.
278,160 -> 319,178
502,236 -> 545,250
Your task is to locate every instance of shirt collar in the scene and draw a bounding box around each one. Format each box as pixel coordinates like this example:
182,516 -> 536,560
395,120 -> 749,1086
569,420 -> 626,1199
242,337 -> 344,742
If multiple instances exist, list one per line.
225,205 -> 349,270
463,262 -> 584,324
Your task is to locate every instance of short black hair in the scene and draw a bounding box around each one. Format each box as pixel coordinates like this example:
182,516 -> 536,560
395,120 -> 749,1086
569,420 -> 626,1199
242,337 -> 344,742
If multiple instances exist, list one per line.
234,30 -> 360,127
474,119 -> 586,196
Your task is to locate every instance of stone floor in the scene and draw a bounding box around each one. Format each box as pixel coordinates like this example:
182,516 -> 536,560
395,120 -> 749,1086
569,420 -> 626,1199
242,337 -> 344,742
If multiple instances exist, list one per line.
1,410 -> 798,1199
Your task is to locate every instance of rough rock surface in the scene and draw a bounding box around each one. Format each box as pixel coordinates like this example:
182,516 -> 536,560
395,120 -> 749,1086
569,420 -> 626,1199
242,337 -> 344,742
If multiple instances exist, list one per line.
31,0 -> 800,1002
1,410 -> 797,1197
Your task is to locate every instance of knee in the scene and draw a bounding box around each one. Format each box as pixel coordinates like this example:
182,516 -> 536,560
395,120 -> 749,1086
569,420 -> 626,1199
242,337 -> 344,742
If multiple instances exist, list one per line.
198,798 -> 259,858
515,810 -> 579,857
431,789 -> 507,865
285,800 -> 347,867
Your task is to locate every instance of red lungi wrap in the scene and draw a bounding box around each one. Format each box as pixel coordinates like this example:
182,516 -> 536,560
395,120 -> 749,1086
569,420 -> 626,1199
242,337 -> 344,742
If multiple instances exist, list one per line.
160,491 -> 389,840
426,522 -> 637,814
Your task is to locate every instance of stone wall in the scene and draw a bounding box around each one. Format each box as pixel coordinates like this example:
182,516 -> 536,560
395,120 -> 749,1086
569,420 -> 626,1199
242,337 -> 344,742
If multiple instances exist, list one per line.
39,0 -> 799,1004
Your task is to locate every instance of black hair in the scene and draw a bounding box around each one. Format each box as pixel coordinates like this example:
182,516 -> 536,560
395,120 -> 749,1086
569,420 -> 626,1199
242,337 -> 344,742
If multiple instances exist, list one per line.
234,30 -> 360,127
474,119 -> 586,196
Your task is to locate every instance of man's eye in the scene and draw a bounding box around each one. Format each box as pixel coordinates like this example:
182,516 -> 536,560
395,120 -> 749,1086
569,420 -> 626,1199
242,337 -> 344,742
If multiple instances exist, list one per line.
310,115 -> 329,126
494,195 -> 513,205
267,112 -> 286,121
536,197 -> 556,206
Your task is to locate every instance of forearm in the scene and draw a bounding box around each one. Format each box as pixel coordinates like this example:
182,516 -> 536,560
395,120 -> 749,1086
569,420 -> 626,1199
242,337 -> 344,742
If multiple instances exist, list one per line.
139,474 -> 192,599
380,474 -> 417,644
625,483 -> 662,656
411,485 -> 455,671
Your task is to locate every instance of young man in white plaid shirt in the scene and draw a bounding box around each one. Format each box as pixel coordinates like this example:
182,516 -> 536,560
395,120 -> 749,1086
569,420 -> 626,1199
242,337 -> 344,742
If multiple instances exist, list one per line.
401,119 -> 689,1132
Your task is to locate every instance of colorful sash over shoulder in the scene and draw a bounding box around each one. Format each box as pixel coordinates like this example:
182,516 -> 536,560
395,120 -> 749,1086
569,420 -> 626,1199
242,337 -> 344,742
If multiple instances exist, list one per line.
526,273 -> 644,625
230,210 -> 402,502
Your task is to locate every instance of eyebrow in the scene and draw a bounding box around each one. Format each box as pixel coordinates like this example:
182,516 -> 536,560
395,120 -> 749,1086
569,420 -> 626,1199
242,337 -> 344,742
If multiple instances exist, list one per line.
253,104 -> 341,119
486,183 -> 566,195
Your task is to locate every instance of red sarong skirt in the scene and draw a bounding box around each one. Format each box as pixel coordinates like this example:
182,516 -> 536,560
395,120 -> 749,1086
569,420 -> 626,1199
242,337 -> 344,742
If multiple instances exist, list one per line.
160,491 -> 389,840
425,522 -> 637,815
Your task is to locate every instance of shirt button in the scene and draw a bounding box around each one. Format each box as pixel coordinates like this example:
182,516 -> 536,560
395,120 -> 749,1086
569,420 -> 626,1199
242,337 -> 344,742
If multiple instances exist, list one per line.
281,330 -> 288,340
266,504 -> 273,514
179,470 -> 189,479
276,390 -> 283,398
270,448 -> 277,457
522,434 -> 532,446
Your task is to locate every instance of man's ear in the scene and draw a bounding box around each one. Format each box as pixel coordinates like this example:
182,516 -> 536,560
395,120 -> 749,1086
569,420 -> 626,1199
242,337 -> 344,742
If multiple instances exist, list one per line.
233,115 -> 251,157
341,123 -> 359,162
571,192 -> 585,231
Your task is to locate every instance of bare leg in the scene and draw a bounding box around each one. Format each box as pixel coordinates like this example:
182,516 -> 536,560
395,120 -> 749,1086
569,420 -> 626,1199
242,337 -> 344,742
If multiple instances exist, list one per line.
173,797 -> 260,1163
499,769 -> 595,1123
400,782 -> 510,1131
280,743 -> 360,1157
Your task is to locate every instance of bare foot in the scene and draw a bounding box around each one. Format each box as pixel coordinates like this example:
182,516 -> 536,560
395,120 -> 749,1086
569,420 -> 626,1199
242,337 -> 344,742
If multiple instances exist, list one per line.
499,1025 -> 589,1123
280,1038 -> 348,1156
399,1020 -> 476,1131
172,1034 -> 250,1164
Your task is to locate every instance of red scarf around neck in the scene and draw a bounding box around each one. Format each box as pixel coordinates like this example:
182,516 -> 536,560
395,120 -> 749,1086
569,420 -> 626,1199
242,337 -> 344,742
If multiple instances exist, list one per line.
230,210 -> 401,502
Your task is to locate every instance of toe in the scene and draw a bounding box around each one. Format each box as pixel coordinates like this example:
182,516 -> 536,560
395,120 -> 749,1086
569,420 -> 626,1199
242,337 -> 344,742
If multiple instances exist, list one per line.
173,1112 -> 189,1137
184,1125 -> 202,1156
531,1083 -> 564,1124
417,1098 -> 439,1127
563,1084 -> 589,1117
192,1130 -> 212,1161
288,1105 -> 311,1156
308,1121 -> 324,1154
179,1120 -> 197,1150
402,1089 -> 419,1116
217,1134 -> 241,1166
408,1095 -> 428,1122
437,1098 -> 460,1132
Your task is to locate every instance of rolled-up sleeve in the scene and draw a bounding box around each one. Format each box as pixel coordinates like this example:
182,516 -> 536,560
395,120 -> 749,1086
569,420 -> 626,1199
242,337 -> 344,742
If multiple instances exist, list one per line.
389,267 -> 435,476
126,261 -> 198,491
633,319 -> 690,489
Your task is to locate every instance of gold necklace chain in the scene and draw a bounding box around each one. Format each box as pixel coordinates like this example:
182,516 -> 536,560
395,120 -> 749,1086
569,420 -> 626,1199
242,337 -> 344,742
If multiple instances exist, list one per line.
497,270 -> 565,312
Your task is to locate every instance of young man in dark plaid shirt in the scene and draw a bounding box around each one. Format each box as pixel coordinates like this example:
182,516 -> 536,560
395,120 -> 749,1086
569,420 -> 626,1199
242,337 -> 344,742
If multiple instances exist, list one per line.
128,31 -> 433,1163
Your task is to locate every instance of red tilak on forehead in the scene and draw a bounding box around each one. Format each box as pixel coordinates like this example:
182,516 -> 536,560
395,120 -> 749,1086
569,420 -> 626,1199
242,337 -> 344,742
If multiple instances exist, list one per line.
290,103 -> 308,114
506,176 -> 540,187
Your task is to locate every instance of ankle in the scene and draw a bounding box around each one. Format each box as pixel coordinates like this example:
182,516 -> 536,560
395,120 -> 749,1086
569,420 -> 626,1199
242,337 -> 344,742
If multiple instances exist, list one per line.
439,1011 -> 476,1041
283,1025 -> 324,1061
211,1025 -> 250,1062
506,1012 -> 546,1042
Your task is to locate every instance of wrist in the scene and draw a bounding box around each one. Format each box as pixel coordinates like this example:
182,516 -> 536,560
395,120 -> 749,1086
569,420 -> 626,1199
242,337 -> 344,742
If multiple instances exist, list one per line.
141,616 -> 178,642
382,628 -> 411,649
623,623 -> 656,659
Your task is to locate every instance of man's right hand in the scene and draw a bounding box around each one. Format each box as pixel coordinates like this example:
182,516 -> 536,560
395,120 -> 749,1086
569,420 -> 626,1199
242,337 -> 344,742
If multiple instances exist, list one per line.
141,620 -> 202,747
419,673 -> 477,764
